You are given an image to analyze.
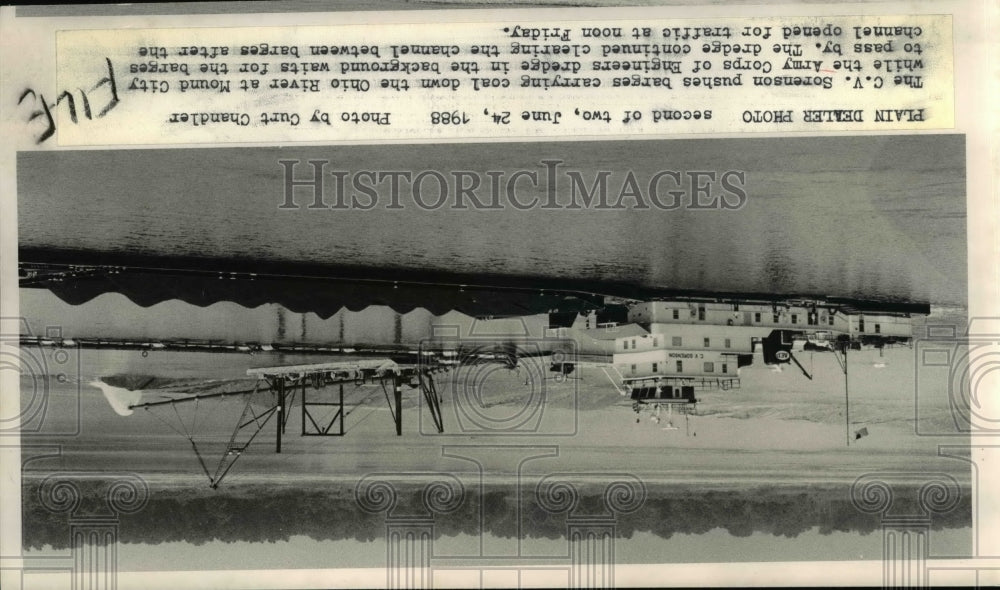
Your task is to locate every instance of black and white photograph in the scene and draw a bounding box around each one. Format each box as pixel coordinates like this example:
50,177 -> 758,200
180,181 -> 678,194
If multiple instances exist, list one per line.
2,2 -> 997,589
13,135 -> 976,582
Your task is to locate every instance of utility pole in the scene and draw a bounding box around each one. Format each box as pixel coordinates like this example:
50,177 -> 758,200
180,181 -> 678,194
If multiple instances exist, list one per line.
833,338 -> 850,447
276,378 -> 284,453
843,341 -> 850,447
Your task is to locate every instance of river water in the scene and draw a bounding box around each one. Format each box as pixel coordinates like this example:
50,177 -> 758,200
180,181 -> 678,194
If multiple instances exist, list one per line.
18,135 -> 966,305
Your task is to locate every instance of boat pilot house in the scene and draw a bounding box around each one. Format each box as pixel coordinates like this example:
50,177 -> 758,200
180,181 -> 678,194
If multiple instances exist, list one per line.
548,298 -> 925,408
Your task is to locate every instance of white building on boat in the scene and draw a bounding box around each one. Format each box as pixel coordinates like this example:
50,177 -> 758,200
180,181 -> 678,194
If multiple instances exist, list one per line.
626,300 -> 914,339
547,297 -> 924,405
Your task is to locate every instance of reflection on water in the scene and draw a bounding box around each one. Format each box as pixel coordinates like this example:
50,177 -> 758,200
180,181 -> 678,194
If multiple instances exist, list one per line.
23,479 -> 971,557
18,136 -> 966,305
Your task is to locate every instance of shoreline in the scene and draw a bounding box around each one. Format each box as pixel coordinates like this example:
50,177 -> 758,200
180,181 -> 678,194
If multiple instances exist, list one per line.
20,248 -> 939,314
20,470 -> 975,490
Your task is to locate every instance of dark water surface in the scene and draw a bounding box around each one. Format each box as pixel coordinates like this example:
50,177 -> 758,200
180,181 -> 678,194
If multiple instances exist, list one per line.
22,478 -> 972,567
18,136 -> 966,305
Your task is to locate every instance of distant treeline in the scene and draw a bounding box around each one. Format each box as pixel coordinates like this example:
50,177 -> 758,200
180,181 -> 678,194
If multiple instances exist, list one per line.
22,481 -> 970,549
